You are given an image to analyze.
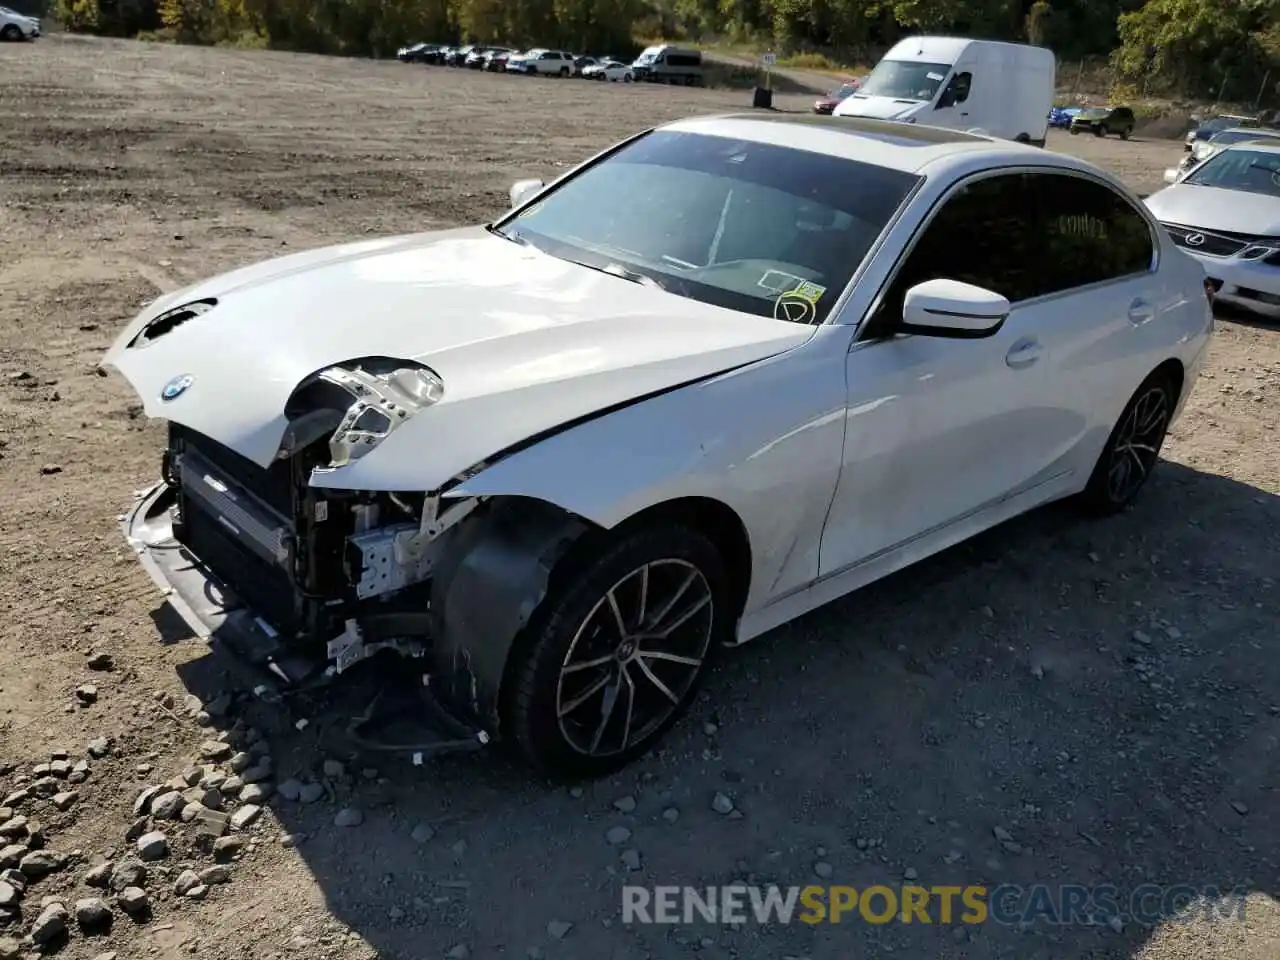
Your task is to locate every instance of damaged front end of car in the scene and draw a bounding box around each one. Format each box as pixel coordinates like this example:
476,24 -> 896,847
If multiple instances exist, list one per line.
123,355 -> 590,754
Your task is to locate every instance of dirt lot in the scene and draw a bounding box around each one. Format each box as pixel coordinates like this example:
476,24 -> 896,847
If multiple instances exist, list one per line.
1,33 -> 1278,960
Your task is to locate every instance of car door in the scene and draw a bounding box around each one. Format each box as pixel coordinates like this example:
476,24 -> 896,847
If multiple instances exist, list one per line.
818,172 -> 1066,576
1018,169 -> 1162,467
931,69 -> 974,130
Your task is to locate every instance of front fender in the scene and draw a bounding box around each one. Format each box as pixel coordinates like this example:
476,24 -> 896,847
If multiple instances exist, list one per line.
452,326 -> 853,614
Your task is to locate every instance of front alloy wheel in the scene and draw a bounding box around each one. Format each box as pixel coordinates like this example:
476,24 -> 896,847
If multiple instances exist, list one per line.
504,525 -> 728,778
556,559 -> 712,757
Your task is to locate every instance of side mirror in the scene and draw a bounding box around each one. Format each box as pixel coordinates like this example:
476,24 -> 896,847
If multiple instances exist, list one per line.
901,278 -> 1009,338
1163,168 -> 1179,184
509,178 -> 544,210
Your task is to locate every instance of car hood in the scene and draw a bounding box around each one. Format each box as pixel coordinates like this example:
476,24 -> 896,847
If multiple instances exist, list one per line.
1144,184 -> 1280,235
104,226 -> 813,491
831,95 -> 921,120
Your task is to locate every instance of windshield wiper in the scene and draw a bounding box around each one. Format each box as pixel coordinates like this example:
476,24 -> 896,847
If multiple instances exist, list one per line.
601,262 -> 666,289
557,254 -> 667,291
486,223 -> 528,245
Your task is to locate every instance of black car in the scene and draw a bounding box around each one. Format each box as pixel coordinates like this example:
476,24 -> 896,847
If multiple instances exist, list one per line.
1069,106 -> 1136,139
397,43 -> 432,63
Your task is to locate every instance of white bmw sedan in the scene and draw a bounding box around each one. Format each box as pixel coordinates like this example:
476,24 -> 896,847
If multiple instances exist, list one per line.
106,114 -> 1213,778
1147,140 -> 1280,319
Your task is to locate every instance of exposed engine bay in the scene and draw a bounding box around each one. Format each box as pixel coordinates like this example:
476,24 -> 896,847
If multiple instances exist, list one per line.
126,358 -> 589,753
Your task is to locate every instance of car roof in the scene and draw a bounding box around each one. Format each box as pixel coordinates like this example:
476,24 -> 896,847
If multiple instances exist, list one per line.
658,114 -> 1097,177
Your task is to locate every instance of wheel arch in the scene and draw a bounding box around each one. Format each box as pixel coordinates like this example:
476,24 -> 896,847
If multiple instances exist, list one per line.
428,492 -> 752,735
1151,356 -> 1185,405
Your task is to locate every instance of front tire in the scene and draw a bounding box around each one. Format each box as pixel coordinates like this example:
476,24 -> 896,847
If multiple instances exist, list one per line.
0,24 -> 22,40
504,524 -> 729,778
1078,370 -> 1176,515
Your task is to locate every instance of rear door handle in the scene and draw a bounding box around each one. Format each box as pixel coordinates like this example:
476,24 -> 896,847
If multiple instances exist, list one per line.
1128,298 -> 1156,325
1005,337 -> 1042,369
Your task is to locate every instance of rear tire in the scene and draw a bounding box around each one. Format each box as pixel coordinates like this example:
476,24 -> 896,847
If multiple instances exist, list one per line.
1070,127 -> 1079,136
1077,370 -> 1177,515
559,67 -> 569,78
623,74 -> 631,83
503,524 -> 729,779
1094,126 -> 1105,137
1120,128 -> 1131,140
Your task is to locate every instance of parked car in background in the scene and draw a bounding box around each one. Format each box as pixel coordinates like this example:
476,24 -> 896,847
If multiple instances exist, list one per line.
511,49 -> 574,76
108,113 -> 1212,778
582,59 -> 634,82
1175,126 -> 1280,177
0,5 -> 40,39
1147,140 -> 1280,319
1069,106 -> 1135,139
466,46 -> 509,69
397,42 -> 428,62
1048,105 -> 1080,128
813,78 -> 862,115
570,55 -> 599,76
1185,114 -> 1257,152
445,45 -> 480,66
484,49 -> 516,71
631,45 -> 703,85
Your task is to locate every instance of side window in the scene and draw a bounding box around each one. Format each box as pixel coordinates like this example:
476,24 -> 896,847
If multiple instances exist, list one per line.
951,71 -> 972,103
869,174 -> 1038,333
1029,173 -> 1154,294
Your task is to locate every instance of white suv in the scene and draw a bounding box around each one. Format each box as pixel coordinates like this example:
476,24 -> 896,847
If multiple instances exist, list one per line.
0,5 -> 39,40
510,49 -> 573,77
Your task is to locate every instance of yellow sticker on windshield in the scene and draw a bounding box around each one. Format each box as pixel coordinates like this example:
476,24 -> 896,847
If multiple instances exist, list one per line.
790,280 -> 826,304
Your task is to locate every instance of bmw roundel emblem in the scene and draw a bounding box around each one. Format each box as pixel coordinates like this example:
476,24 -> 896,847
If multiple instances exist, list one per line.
161,374 -> 194,401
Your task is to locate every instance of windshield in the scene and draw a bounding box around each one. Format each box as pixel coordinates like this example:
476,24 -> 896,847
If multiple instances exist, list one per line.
1185,148 -> 1280,197
857,60 -> 951,101
495,130 -> 920,324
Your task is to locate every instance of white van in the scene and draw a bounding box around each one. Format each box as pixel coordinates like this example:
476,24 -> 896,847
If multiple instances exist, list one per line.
833,37 -> 1055,145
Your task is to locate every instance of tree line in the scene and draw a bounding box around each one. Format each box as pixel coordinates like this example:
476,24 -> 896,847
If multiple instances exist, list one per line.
48,0 -> 1280,100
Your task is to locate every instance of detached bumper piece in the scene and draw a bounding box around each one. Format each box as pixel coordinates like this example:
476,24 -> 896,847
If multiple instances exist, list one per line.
122,480 -> 317,685
122,480 -> 489,759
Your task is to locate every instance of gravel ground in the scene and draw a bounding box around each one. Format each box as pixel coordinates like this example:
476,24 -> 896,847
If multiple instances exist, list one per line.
0,33 -> 1277,960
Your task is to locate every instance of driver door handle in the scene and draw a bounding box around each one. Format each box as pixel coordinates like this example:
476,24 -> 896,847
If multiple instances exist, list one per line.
1005,337 -> 1042,369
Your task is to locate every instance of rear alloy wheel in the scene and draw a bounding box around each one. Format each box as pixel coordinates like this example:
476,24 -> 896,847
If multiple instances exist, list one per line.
1079,371 -> 1175,514
559,66 -> 570,77
505,526 -> 727,778
623,74 -> 631,83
